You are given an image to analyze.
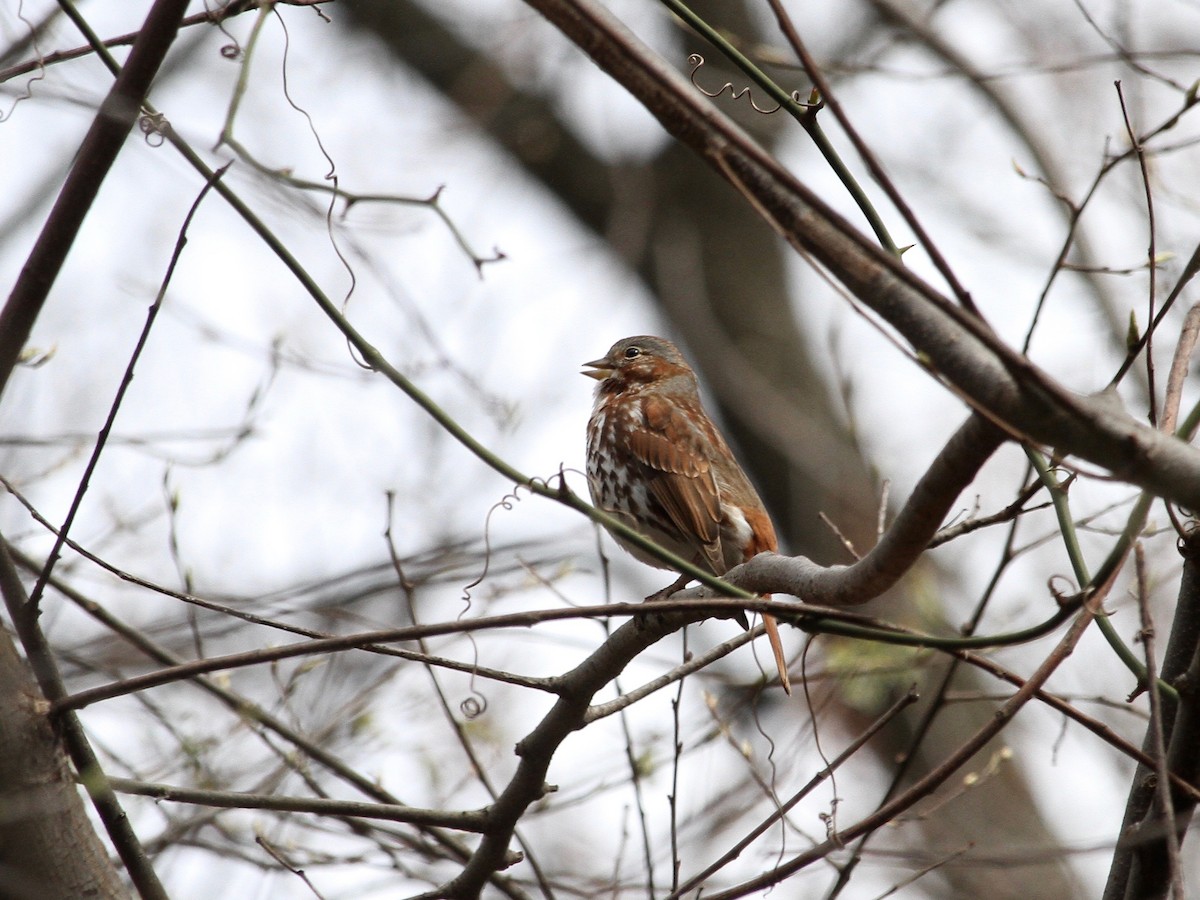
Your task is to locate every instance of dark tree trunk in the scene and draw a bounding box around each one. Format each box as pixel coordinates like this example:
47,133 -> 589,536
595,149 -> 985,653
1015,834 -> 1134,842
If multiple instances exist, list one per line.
0,627 -> 127,899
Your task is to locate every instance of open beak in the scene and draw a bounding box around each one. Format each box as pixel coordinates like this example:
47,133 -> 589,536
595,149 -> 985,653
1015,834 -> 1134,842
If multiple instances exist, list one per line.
581,357 -> 613,381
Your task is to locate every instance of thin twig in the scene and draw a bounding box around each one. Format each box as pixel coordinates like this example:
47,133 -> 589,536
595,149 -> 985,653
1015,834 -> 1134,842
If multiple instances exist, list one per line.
699,577 -> 1115,898
762,0 -> 981,316
1159,302 -> 1200,436
669,687 -> 919,897
7,542 -> 516,894
1116,82 -> 1160,427
1,475 -> 558,691
382,497 -> 559,900
256,835 -> 328,900
826,459 -> 1036,898
109,777 -> 487,830
0,1 -> 333,83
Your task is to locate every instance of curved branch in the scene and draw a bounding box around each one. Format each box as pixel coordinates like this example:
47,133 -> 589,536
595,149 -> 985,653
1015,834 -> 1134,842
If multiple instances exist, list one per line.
710,414 -> 1006,605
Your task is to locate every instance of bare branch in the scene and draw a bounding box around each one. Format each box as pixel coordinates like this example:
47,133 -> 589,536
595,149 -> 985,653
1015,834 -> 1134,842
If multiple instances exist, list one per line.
714,415 -> 1004,605
108,778 -> 488,831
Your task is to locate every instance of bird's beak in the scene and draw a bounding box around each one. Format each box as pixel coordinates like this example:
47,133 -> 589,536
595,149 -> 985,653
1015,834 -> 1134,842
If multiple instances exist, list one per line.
581,357 -> 612,380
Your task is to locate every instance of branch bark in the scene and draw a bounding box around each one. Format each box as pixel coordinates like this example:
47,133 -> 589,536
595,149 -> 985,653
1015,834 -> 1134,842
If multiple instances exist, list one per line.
0,538 -> 164,899
0,625 -> 127,899
1105,527 -> 1200,899
725,413 -> 1006,605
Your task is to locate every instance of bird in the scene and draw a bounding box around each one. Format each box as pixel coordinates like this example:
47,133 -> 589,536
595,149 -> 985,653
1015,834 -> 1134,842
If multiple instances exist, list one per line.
583,335 -> 791,695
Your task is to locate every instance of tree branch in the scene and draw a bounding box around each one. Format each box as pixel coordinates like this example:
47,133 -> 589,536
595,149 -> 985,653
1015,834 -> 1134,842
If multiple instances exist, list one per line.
701,414 -> 1005,605
0,537 -> 168,900
108,778 -> 488,831
699,577 -> 1114,898
422,606 -> 716,899
1105,526 -> 1200,898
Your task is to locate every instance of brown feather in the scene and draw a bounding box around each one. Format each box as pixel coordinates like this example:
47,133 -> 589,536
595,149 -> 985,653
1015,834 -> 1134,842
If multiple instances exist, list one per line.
738,504 -> 778,557
628,398 -> 725,573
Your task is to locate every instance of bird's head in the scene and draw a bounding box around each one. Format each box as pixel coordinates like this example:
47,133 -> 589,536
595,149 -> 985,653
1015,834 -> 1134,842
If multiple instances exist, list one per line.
582,336 -> 692,393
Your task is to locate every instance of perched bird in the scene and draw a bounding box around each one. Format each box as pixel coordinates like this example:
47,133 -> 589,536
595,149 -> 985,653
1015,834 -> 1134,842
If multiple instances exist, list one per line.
583,335 -> 791,694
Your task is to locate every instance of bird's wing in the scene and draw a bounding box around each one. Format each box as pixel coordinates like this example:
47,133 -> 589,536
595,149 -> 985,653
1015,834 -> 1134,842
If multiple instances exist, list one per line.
627,395 -> 725,573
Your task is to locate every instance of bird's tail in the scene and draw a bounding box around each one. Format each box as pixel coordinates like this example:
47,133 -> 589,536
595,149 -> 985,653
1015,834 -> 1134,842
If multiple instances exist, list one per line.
761,608 -> 791,695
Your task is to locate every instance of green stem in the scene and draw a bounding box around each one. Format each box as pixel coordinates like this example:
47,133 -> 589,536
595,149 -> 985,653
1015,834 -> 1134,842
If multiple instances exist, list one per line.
796,604 -> 1076,651
217,1 -> 271,146
660,0 -> 900,255
1026,447 -> 1176,703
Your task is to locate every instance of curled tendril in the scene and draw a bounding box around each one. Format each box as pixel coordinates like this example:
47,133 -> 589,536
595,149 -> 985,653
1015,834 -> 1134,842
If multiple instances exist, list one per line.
459,477 -> 553,609
687,54 -> 819,116
454,479 -> 549,723
215,4 -> 243,60
460,693 -> 488,719
0,4 -> 45,124
138,112 -> 167,147
461,488 -> 519,610
688,53 -> 782,114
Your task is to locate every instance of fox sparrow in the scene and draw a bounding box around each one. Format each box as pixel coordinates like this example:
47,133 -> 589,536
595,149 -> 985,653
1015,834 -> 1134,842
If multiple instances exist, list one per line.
583,335 -> 791,694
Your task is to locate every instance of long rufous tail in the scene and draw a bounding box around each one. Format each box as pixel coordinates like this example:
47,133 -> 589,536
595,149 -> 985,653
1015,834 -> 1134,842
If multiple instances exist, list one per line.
762,608 -> 791,695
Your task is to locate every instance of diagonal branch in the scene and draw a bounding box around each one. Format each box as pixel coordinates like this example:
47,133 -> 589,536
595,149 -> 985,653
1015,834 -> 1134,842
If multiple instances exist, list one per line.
724,413 -> 1005,605
419,606 -> 718,900
0,0 -> 191,402
700,576 -> 1114,898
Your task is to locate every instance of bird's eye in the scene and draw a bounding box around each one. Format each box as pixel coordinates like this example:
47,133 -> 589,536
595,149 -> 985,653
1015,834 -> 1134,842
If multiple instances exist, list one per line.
623,347 -> 641,359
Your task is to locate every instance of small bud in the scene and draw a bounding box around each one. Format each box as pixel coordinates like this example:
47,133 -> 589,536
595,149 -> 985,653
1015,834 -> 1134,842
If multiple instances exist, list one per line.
1126,311 -> 1140,351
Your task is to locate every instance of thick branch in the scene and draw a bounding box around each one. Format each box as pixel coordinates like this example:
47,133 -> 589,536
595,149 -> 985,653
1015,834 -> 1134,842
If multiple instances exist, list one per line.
521,0 -> 1200,510
0,539 -> 166,900
0,628 -> 126,899
422,608 -> 712,899
1106,527 -> 1200,899
696,414 -> 1005,605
